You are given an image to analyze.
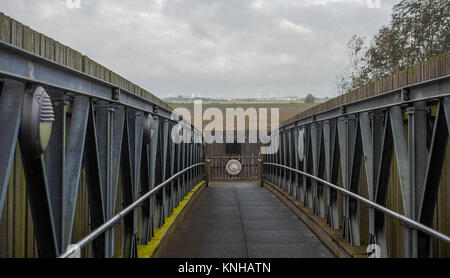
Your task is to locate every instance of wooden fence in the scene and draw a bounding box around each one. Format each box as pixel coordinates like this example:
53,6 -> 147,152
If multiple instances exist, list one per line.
284,50 -> 450,125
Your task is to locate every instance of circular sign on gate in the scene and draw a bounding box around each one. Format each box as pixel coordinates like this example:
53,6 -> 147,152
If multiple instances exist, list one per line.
225,159 -> 242,176
298,128 -> 305,162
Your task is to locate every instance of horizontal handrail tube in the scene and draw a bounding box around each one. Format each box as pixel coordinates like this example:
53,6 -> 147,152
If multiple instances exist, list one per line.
58,163 -> 205,258
264,162 -> 450,245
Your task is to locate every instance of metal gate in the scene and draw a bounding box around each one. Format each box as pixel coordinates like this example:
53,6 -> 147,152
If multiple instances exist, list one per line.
205,156 -> 263,182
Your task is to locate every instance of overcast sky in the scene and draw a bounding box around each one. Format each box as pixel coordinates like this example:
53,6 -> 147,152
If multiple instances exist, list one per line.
0,0 -> 398,98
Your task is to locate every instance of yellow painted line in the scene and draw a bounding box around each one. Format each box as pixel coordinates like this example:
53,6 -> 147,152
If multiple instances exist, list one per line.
137,180 -> 206,258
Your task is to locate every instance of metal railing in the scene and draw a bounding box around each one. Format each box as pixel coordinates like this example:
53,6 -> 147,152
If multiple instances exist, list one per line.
0,38 -> 205,258
263,76 -> 450,257
264,163 -> 450,246
59,163 -> 205,258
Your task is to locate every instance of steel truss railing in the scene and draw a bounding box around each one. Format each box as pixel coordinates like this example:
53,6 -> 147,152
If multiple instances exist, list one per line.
58,163 -> 205,258
0,41 -> 205,258
263,76 -> 450,258
265,163 -> 450,246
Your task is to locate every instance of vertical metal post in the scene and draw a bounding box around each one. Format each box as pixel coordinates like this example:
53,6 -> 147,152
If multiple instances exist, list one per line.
149,116 -> 159,234
311,122 -> 324,218
292,127 -> 299,200
257,157 -> 263,187
271,135 -> 275,183
286,129 -> 292,194
189,128 -> 194,191
338,115 -> 361,246
161,119 -> 169,222
324,119 -> 339,230
205,159 -> 212,187
169,121 -> 176,214
176,133 -> 182,204
304,126 -> 313,209
360,111 -> 384,249
92,100 -> 118,257
282,130 -> 288,191
277,131 -> 282,187
140,113 -> 153,244
406,102 -> 427,258
180,136 -> 186,200
279,130 -> 284,188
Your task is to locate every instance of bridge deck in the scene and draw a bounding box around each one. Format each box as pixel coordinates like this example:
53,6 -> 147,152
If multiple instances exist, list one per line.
160,181 -> 333,258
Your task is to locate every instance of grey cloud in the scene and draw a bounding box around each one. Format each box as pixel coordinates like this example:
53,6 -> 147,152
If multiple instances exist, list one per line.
0,0 -> 398,98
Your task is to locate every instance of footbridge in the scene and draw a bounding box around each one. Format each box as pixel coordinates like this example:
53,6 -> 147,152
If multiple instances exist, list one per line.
0,13 -> 449,258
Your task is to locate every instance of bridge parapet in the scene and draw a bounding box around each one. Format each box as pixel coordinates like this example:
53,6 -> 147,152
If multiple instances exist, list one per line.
266,53 -> 450,258
0,11 -> 205,258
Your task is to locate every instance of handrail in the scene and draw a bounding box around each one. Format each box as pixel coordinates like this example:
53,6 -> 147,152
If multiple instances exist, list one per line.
264,162 -> 450,245
58,163 -> 205,258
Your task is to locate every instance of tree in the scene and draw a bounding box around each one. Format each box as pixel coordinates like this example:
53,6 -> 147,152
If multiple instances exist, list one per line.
304,94 -> 315,104
336,0 -> 450,94
335,35 -> 371,94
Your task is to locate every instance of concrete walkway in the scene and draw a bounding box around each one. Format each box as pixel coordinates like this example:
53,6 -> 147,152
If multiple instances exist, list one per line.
159,181 -> 333,258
